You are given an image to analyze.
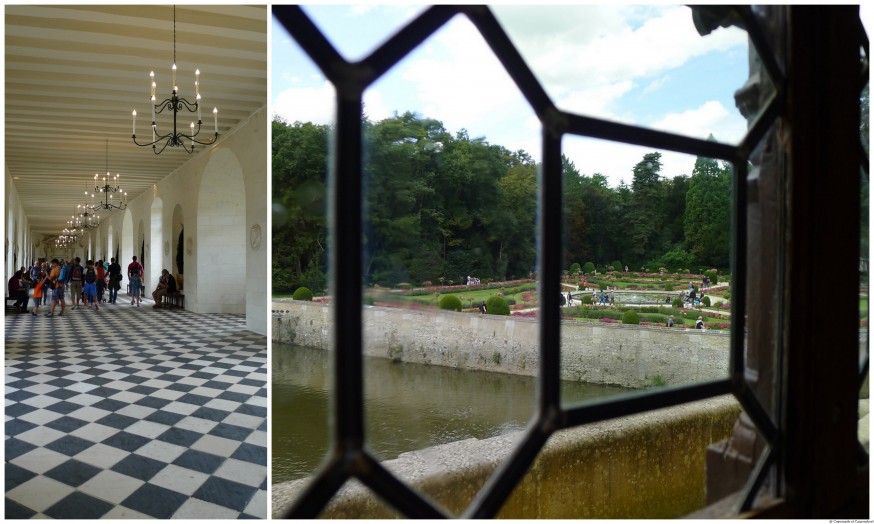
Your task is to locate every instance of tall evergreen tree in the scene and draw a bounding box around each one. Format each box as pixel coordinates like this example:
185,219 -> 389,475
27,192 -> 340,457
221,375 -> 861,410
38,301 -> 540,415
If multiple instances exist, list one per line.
684,156 -> 732,269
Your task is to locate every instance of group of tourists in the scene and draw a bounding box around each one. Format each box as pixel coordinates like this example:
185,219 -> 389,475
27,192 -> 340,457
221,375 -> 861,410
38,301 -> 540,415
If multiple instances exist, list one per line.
7,255 -> 178,316
593,288 -> 615,306
667,314 -> 706,329
466,275 -> 482,286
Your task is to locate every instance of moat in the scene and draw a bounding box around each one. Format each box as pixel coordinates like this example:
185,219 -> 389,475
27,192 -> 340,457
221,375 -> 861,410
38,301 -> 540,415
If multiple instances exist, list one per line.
272,343 -> 630,484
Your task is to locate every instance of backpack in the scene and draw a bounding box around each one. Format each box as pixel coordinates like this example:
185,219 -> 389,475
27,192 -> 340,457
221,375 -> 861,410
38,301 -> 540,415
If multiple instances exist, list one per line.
58,265 -> 68,284
84,267 -> 97,284
71,265 -> 83,281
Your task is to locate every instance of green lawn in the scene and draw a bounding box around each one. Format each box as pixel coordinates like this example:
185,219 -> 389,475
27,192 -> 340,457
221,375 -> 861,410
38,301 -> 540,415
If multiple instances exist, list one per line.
398,287 -> 534,309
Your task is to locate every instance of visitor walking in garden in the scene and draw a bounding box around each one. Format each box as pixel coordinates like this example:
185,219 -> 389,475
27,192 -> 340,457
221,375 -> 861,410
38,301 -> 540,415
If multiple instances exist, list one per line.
695,316 -> 705,330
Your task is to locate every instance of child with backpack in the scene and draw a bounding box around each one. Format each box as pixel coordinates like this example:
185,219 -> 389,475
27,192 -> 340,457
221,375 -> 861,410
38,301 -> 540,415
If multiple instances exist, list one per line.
83,260 -> 99,311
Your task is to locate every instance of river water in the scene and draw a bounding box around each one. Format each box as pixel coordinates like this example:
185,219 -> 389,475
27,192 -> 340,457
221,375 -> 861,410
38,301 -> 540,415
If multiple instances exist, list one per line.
273,343 -> 629,484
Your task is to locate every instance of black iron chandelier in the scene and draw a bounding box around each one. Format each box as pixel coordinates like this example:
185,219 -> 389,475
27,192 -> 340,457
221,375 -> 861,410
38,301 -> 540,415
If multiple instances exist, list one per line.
87,140 -> 127,211
131,5 -> 218,154
75,203 -> 100,229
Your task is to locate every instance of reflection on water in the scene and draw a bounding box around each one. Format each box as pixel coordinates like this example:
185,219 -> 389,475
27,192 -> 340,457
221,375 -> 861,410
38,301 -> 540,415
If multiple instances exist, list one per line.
272,343 -> 629,484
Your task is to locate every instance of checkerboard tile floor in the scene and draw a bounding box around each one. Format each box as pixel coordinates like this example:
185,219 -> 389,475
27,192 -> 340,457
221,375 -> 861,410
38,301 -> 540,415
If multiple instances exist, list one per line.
5,300 -> 267,519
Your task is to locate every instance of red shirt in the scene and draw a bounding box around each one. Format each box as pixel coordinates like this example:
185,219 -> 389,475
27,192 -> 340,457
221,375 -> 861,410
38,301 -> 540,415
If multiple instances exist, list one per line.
127,261 -> 143,278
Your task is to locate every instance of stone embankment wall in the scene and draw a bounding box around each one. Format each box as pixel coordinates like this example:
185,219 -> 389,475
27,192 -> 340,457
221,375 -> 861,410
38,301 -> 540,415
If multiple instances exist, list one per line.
273,300 -> 730,388
272,396 -> 741,518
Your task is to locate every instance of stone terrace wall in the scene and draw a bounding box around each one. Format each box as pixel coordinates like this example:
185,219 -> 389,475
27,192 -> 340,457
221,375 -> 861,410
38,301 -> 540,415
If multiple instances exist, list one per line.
272,395 -> 741,518
273,300 -> 730,388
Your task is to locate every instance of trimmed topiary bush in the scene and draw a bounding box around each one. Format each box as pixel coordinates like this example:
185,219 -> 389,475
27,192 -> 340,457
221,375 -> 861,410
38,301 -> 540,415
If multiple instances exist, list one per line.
439,294 -> 462,311
672,298 -> 684,309
485,295 -> 510,315
612,260 -> 623,272
664,284 -> 674,291
621,310 -> 640,324
702,296 -> 711,307
583,261 -> 596,274
581,295 -> 592,305
293,287 -> 313,301
569,262 -> 581,274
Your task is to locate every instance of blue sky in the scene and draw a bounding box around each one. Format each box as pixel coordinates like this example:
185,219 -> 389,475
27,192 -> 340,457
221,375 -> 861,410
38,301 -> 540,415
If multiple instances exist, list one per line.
271,5 -> 863,187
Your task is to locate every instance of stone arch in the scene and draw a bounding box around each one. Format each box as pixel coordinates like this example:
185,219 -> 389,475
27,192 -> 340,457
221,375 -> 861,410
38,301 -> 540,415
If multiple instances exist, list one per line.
151,197 -> 164,294
196,148 -> 246,313
137,218 -> 146,288
172,204 -> 184,277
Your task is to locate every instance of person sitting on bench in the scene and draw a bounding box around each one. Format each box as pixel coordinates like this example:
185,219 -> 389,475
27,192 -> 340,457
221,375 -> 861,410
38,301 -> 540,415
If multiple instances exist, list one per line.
152,269 -> 177,308
8,270 -> 28,313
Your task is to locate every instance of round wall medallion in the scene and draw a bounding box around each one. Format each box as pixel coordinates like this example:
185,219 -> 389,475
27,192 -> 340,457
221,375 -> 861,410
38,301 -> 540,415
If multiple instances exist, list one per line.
249,223 -> 262,250
163,241 -> 170,256
186,237 -> 193,256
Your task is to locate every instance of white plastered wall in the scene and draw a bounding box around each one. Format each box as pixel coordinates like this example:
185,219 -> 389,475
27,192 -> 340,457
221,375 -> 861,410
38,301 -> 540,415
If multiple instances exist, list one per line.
5,165 -> 32,284
83,106 -> 267,334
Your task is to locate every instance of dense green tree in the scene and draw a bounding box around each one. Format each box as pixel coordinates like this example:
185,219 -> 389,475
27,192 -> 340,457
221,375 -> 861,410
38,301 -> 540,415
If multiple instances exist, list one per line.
684,156 -> 732,268
626,153 -> 665,264
272,114 -> 735,294
272,118 -> 329,293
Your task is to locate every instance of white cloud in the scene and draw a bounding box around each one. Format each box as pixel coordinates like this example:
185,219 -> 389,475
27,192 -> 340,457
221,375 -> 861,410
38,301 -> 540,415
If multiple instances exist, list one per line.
642,75 -> 669,96
563,137 -> 702,189
273,82 -> 334,125
396,17 -> 524,135
274,4 -> 751,187
556,80 -> 635,121
363,89 -> 391,122
651,100 -> 745,144
492,5 -> 747,113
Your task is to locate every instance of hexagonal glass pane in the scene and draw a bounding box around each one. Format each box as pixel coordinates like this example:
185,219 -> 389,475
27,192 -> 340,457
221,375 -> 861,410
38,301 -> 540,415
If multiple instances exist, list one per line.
270,17 -> 333,489
559,137 -> 732,405
492,5 -> 774,146
359,13 -> 542,486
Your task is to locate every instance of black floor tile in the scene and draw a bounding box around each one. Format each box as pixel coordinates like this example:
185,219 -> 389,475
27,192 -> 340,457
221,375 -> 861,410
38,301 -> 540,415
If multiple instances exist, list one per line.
192,476 -> 258,512
121,483 -> 188,519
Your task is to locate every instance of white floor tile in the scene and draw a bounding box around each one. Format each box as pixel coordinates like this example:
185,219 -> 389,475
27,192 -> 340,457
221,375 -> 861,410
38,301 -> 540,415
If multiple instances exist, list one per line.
78,469 -> 145,504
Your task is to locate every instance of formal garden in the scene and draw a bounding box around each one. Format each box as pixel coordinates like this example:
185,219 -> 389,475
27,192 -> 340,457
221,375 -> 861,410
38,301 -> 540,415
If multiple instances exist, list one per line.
283,265 -> 747,330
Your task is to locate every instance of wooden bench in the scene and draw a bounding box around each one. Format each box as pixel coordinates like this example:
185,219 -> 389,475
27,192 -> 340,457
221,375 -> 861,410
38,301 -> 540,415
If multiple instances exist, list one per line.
6,296 -> 24,312
7,296 -> 19,309
160,291 -> 184,309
